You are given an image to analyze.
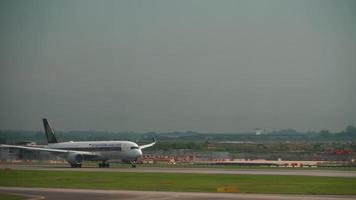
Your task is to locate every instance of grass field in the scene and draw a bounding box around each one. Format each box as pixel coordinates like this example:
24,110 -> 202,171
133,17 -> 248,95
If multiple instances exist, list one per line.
0,170 -> 356,195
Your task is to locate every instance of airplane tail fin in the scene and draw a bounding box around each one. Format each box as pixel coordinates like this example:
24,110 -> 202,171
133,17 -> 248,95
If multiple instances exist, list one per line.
42,118 -> 58,144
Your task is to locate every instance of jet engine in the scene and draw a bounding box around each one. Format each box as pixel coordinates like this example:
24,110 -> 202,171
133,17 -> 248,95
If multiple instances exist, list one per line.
66,153 -> 83,165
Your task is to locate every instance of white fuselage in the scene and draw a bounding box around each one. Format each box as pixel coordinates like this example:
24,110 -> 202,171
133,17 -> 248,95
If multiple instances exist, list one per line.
48,141 -> 142,161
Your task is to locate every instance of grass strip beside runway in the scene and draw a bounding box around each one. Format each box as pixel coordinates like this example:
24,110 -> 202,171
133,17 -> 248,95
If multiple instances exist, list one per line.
0,170 -> 356,195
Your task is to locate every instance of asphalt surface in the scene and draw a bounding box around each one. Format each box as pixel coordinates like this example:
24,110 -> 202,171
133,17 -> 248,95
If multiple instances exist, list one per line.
2,164 -> 356,178
1,187 -> 356,200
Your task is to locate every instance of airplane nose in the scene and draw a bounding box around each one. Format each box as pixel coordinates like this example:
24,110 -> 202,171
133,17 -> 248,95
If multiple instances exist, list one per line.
133,149 -> 142,158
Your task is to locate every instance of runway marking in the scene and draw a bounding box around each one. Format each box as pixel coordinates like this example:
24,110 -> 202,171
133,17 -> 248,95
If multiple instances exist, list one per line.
0,190 -> 45,200
1,187 -> 356,200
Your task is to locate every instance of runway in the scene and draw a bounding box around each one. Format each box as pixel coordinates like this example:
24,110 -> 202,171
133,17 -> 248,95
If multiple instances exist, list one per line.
2,164 -> 356,178
1,187 -> 356,200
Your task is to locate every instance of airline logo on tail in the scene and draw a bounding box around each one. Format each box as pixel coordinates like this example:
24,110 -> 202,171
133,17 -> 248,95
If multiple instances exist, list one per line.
42,118 -> 58,144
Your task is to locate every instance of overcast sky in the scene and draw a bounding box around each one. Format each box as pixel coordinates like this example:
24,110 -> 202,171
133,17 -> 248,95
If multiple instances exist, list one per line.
0,0 -> 355,133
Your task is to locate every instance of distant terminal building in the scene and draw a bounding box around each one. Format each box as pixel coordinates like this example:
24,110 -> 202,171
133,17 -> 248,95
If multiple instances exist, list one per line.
255,128 -> 263,135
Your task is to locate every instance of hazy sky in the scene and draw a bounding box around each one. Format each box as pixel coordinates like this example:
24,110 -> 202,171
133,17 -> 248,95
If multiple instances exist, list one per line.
0,0 -> 355,132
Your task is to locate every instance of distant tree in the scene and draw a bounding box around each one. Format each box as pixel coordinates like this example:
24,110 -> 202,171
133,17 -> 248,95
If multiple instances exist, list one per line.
319,130 -> 332,139
312,143 -> 323,152
345,125 -> 356,135
334,125 -> 356,140
277,143 -> 289,151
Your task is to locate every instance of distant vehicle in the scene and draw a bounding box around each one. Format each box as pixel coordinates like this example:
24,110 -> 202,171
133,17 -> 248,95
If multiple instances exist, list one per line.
0,118 -> 156,168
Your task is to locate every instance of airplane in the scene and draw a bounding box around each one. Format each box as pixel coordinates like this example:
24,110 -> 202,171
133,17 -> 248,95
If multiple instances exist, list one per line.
0,118 -> 156,168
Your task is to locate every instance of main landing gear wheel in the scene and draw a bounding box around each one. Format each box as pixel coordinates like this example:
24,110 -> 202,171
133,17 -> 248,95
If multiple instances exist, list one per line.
70,163 -> 82,168
98,162 -> 110,168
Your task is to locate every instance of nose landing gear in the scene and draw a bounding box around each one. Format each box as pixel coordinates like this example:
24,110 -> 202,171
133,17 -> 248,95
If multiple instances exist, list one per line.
130,161 -> 136,168
70,163 -> 82,168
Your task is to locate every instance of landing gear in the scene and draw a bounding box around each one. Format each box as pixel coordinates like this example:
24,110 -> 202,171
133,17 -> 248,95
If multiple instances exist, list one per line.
98,161 -> 110,168
130,161 -> 136,168
70,163 -> 82,168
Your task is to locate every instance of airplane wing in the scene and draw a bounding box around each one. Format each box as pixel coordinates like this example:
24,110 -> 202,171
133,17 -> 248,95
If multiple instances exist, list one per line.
0,144 -> 99,156
139,138 -> 156,150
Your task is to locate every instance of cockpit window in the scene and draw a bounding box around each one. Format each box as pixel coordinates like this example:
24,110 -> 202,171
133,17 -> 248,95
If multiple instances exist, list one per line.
130,146 -> 139,149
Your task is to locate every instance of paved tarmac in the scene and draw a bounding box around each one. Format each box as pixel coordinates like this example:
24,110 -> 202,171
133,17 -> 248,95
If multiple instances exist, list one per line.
1,187 -> 356,200
2,164 -> 356,178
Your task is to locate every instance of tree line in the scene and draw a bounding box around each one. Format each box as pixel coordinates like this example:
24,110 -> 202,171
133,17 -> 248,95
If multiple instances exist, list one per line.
0,125 -> 355,144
